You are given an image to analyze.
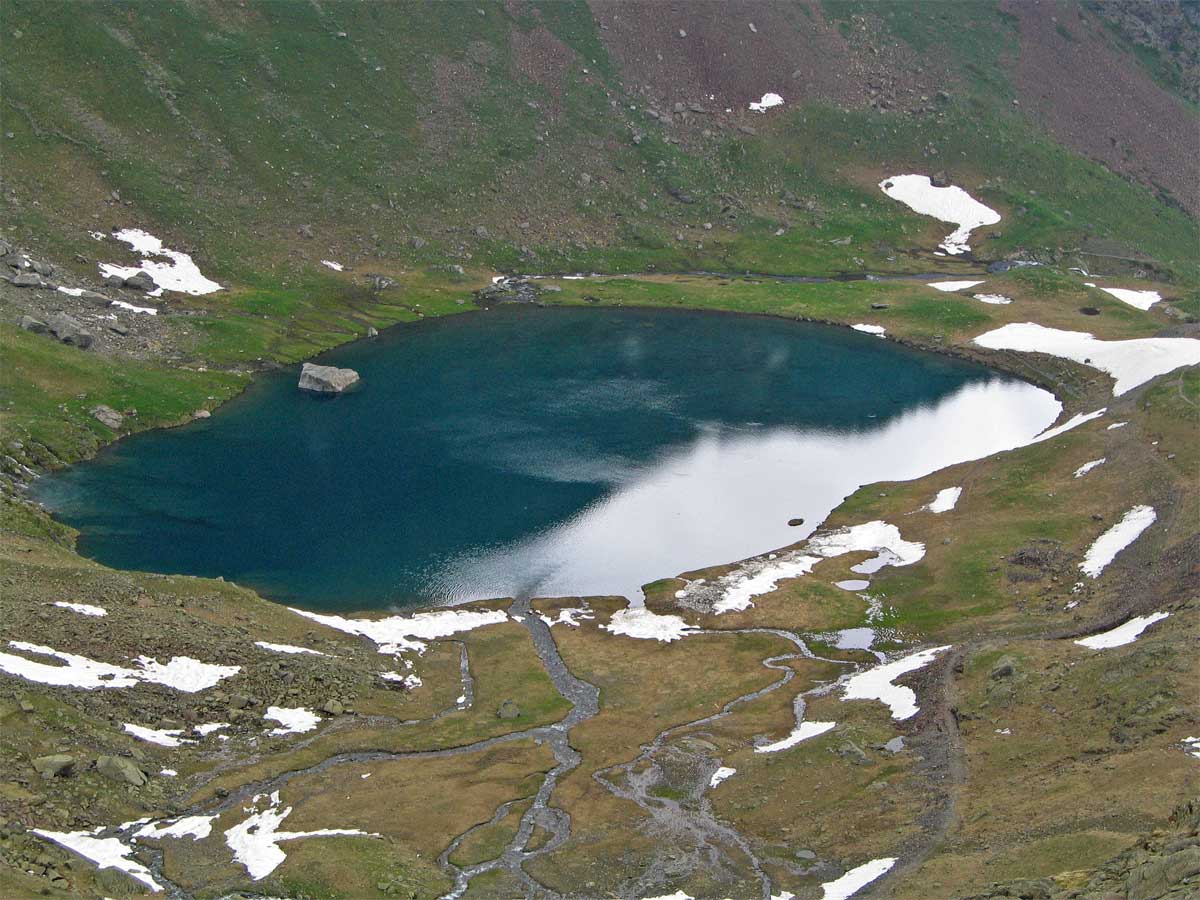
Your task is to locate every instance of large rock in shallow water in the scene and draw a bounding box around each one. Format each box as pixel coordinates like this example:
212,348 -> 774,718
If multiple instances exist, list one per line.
298,362 -> 359,393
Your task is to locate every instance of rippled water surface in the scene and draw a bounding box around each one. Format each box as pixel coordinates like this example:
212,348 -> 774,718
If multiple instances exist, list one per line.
36,306 -> 1060,610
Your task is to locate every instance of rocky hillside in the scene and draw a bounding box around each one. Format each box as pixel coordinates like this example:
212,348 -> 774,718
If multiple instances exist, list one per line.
2,0 -> 1196,285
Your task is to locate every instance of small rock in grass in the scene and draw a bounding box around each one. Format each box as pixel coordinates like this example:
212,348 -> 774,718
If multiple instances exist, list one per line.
322,698 -> 345,715
11,272 -> 43,287
989,656 -> 1017,680
497,699 -> 521,720
19,315 -> 48,334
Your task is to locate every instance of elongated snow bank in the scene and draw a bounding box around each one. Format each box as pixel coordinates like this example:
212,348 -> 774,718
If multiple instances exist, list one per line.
755,720 -> 836,753
53,601 -> 107,617
852,323 -> 886,337
1028,407 -> 1106,445
289,607 -> 508,654
1075,612 -> 1169,649
821,857 -> 897,900
973,323 -> 1200,396
99,228 -> 222,296
1073,458 -> 1106,478
928,280 -> 984,292
1097,286 -> 1161,310
0,641 -> 239,692
678,520 -> 925,614
123,723 -> 193,747
709,766 -> 736,788
254,641 -> 325,656
841,646 -> 950,720
31,829 -> 162,892
1079,505 -> 1156,578
879,175 -> 1000,255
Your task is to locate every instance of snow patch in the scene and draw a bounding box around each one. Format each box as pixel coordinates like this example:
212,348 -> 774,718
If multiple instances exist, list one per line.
821,857 -> 897,900
288,606 -> 508,654
99,228 -> 222,295
320,260 -> 344,271
748,92 -> 784,112
1107,421 -> 1127,430
56,286 -> 86,297
194,721 -> 230,736
709,766 -> 736,788
123,724 -> 194,748
1075,612 -> 1169,650
53,601 -> 106,617
928,280 -> 984,292
879,174 -> 1000,255
224,791 -> 378,881
31,829 -> 162,892
110,299 -> 158,315
973,323 -> 1200,396
1073,458 -> 1106,478
1097,286 -> 1161,310
254,641 -> 325,656
537,606 -> 594,628
1079,505 -> 1156,578
841,646 -> 950,720
1028,407 -> 1107,445
925,486 -> 962,513
679,520 -> 924,614
264,706 -> 320,736
135,815 -> 217,842
603,607 -> 697,642
810,521 -> 926,573
851,323 -> 886,337
381,671 -> 422,689
1182,736 -> 1200,759
973,293 -> 1011,305
755,720 -> 836,753
0,642 -> 239,692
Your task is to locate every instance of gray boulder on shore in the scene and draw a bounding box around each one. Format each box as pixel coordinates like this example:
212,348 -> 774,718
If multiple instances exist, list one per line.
298,362 -> 359,393
91,405 -> 123,430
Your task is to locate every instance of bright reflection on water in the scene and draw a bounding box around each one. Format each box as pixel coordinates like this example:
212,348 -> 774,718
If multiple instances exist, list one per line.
34,307 -> 1060,610
444,379 -> 1060,600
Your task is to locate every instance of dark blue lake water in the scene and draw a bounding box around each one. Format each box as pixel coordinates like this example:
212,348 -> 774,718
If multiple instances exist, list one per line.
35,306 -> 1060,611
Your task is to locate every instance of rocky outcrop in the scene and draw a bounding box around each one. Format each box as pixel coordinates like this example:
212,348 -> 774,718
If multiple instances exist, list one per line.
298,362 -> 359,393
90,406 -> 123,430
47,313 -> 94,350
122,271 -> 158,292
32,755 -> 75,779
95,754 -> 147,786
